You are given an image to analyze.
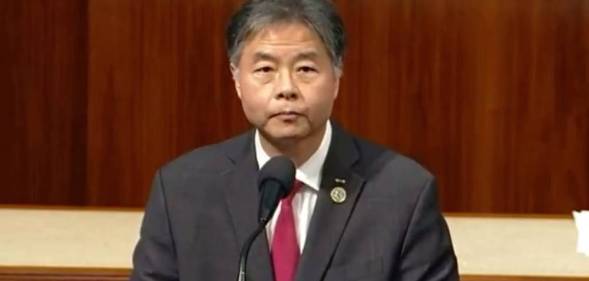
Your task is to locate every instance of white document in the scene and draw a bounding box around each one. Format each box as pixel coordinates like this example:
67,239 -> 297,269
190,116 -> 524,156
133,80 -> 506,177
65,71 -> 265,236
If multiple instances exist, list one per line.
573,210 -> 589,256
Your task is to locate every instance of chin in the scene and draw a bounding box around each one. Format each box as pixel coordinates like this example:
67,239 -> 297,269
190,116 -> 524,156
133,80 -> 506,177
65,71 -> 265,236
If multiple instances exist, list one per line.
268,130 -> 305,141
262,126 -> 308,142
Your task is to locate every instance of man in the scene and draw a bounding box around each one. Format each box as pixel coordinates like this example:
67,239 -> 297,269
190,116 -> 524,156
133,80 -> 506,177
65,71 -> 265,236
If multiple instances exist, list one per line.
131,0 -> 458,280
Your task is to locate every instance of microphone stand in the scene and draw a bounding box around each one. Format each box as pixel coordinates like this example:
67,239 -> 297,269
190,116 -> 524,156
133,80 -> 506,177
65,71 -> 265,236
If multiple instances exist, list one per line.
237,220 -> 269,281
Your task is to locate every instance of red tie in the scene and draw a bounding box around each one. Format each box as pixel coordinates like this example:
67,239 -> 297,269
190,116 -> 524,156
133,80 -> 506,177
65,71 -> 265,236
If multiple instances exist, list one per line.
271,180 -> 303,281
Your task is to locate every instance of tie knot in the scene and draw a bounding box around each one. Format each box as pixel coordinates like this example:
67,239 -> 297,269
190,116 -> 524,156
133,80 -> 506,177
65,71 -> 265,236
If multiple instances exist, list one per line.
284,180 -> 303,203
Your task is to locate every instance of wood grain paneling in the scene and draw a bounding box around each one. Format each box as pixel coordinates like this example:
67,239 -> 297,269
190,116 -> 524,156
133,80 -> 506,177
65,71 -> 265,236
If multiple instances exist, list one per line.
86,0 -> 248,206
0,0 -> 87,204
2,0 -> 588,212
335,0 -> 589,212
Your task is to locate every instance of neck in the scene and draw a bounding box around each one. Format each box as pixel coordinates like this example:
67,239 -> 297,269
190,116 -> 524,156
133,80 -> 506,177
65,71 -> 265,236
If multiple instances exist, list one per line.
259,123 -> 327,167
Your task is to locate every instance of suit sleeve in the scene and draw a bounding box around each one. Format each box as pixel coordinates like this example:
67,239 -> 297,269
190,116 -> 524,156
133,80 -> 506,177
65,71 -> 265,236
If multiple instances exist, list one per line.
397,178 -> 459,281
130,169 -> 180,281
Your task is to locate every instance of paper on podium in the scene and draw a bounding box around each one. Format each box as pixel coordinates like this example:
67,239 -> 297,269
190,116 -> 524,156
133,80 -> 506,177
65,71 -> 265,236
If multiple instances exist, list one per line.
573,210 -> 589,256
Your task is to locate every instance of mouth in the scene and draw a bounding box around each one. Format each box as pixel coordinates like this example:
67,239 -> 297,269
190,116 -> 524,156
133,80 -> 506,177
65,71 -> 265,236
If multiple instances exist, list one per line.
270,111 -> 302,121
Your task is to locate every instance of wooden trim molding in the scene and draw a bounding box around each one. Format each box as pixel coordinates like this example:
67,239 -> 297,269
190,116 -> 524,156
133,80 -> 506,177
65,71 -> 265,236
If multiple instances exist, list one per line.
0,205 -> 142,212
444,213 -> 573,219
1,267 -> 587,281
0,267 -> 130,281
461,275 -> 589,281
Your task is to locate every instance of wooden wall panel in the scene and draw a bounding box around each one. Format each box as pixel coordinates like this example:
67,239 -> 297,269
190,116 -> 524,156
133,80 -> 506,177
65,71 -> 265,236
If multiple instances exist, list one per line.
2,0 -> 588,212
0,0 -> 87,204
334,0 -> 589,212
86,0 -> 248,206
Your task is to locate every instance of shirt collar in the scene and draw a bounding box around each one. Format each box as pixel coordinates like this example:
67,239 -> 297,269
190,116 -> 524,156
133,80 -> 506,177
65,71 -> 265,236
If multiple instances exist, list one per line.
254,121 -> 332,191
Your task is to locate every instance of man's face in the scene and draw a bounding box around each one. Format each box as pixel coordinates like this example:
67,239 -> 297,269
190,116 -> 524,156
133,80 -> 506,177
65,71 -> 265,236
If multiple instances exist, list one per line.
232,22 -> 340,145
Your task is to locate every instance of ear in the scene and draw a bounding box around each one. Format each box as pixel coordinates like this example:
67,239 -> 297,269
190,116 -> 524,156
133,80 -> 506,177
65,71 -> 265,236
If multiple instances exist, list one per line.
230,63 -> 242,99
333,76 -> 340,100
332,65 -> 343,100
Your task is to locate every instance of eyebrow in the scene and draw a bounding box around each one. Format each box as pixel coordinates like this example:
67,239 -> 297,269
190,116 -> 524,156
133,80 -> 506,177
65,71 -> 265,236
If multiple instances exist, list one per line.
252,50 -> 320,63
253,52 -> 278,63
293,51 -> 319,61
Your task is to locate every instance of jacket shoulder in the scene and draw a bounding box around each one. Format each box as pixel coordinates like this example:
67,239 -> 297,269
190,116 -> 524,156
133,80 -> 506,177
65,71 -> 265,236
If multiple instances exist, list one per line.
158,131 -> 251,180
353,136 -> 434,187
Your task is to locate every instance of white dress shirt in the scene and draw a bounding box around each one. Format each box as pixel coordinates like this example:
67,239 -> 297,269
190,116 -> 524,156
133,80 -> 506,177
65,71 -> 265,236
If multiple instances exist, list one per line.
255,121 -> 332,253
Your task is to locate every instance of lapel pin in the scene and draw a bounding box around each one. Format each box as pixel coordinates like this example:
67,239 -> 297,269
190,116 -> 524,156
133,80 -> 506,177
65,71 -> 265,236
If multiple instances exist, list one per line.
334,178 -> 346,184
330,186 -> 347,204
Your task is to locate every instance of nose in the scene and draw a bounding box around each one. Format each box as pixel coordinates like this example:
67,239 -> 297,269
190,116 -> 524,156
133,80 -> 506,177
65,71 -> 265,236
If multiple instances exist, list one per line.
274,70 -> 299,101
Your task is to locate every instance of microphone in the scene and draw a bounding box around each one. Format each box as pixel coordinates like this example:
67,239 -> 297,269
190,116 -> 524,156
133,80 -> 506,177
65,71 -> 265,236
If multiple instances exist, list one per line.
257,156 -> 296,224
237,156 -> 295,281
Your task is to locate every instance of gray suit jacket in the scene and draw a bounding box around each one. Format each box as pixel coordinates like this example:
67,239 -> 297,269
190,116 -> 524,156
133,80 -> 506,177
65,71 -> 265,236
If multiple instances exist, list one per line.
131,125 -> 458,281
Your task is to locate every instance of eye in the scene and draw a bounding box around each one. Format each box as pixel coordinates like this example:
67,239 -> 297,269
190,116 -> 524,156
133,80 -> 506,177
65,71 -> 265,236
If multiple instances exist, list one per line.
254,66 -> 274,73
298,66 -> 317,73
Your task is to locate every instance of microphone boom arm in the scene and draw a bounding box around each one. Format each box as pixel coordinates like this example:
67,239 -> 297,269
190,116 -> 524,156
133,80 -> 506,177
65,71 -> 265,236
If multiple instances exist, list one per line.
237,221 -> 268,281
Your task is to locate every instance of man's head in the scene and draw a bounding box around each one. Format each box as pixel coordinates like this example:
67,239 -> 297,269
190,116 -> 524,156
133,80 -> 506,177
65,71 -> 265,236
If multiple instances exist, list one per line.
226,0 -> 346,148
226,0 -> 346,73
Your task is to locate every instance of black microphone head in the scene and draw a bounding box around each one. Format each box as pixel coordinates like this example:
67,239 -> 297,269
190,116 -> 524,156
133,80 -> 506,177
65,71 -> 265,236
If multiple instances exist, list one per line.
258,155 -> 296,194
257,156 -> 295,223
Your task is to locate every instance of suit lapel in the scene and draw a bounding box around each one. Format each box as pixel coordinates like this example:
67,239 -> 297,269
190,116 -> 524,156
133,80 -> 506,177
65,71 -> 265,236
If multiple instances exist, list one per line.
295,125 -> 366,281
223,132 -> 274,281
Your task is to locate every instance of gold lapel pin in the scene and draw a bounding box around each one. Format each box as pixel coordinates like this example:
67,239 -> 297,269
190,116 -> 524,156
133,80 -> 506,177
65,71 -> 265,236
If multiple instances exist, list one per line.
330,186 -> 347,204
